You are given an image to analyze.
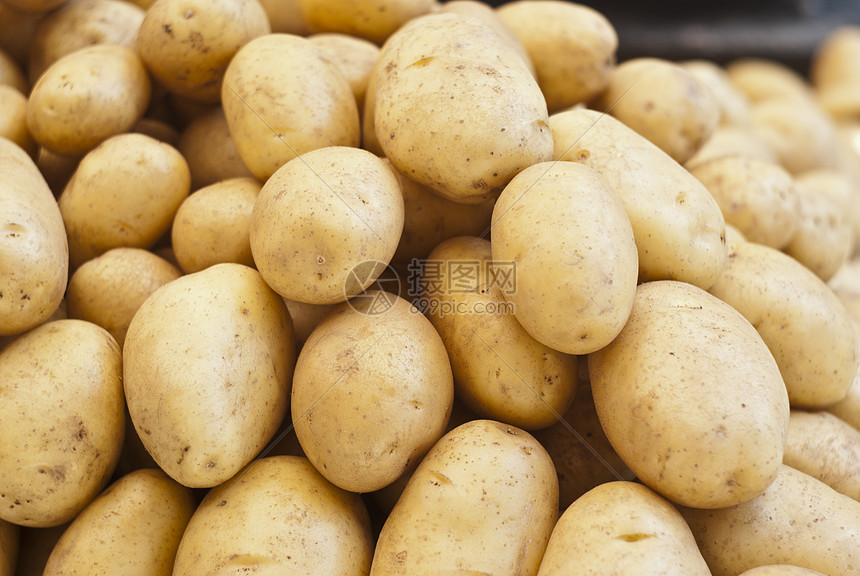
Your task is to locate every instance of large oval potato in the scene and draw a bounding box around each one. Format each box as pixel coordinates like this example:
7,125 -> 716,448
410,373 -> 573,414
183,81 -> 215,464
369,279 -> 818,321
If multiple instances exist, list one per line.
708,241 -> 858,408
537,482 -> 711,576
370,419 -> 557,576
374,13 -> 552,203
124,263 -> 296,488
43,469 -> 196,576
0,320 -> 124,527
423,236 -> 578,430
551,107 -> 727,289
0,138 -> 68,336
681,465 -> 860,576
174,456 -> 373,576
292,293 -> 453,493
590,280 -> 790,509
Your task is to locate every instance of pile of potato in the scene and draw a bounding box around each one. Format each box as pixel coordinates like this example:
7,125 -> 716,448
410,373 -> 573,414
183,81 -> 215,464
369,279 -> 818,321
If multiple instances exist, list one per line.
1,0 -> 860,574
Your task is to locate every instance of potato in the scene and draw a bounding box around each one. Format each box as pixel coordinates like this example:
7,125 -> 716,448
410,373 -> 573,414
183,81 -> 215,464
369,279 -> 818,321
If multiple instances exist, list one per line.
491,161 -> 638,354
374,13 -> 553,203
709,242 -> 858,408
0,0 -> 66,14
688,156 -> 799,249
223,33 -> 360,181
308,33 -> 380,112
594,58 -> 719,164
739,567 -> 828,576
0,319 -> 124,527
370,419 -> 557,576
26,45 -> 151,157
681,59 -> 752,127
828,259 -> 860,322
726,58 -> 814,104
0,138 -> 68,337
783,183 -> 853,282
750,97 -> 838,174
681,465 -> 860,576
783,410 -> 860,501
724,222 -> 748,246
66,247 -> 182,348
300,0 -> 435,44
58,133 -> 190,269
496,0 -> 617,112
0,85 -> 35,158
796,169 -> 860,252
43,469 -> 196,576
257,0 -> 309,35
282,298 -> 337,348
812,26 -> 860,119
172,177 -> 259,273
176,107 -> 254,191
0,519 -> 18,576
537,482 -> 711,576
28,0 -> 145,84
174,456 -> 374,576
292,293 -> 453,492
124,263 -> 296,488
422,236 -> 578,430
0,47 -> 25,92
827,363 -> 860,431
551,107 -> 727,289
251,146 -> 404,304
684,126 -> 776,170
136,0 -> 270,104
590,280 -> 789,509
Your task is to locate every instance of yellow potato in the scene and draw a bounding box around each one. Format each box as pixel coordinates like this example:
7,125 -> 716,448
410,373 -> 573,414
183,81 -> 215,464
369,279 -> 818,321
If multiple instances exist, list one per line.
176,107 -> 254,191
708,241 -> 858,408
828,259 -> 860,322
300,0 -> 435,44
308,32 -> 380,111
0,138 -> 68,337
422,236 -> 578,430
135,0 -> 270,104
724,222 -> 748,246
681,465 -> 860,576
537,482 -> 711,576
796,169 -> 860,253
684,126 -> 776,170
66,247 -> 182,348
0,85 -> 35,158
826,355 -> 860,431
0,519 -> 18,576
688,156 -> 799,249
292,293 -> 453,492
374,12 -> 553,203
58,133 -> 190,269
812,26 -> 860,120
681,59 -> 752,127
0,319 -> 124,527
173,456 -> 374,576
370,419 -> 557,576
750,97 -> 838,174
590,280 -> 790,509
172,177 -> 259,273
551,107 -> 727,289
594,57 -> 719,164
0,47 -> 25,92
257,0 -> 309,35
222,33 -> 360,181
28,0 -> 145,84
496,0 -> 617,112
783,410 -> 860,501
26,45 -> 151,157
726,58 -> 814,104
739,567 -> 828,576
492,161 -> 638,354
251,146 -> 404,304
43,469 -> 196,576
124,263 -> 296,488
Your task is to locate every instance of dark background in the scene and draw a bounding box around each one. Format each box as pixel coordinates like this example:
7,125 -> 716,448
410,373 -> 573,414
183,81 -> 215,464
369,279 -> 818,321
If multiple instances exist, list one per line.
455,0 -> 860,74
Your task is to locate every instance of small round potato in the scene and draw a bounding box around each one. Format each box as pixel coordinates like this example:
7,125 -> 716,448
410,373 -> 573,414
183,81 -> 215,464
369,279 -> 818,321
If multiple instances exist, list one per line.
172,177 -> 260,273
66,247 -> 182,348
0,319 -> 125,527
812,27 -> 860,119
300,0 -> 436,44
681,59 -> 752,127
58,133 -> 190,268
684,126 -> 777,170
726,58 -> 814,104
308,33 -> 380,112
497,0 -> 617,112
26,45 -> 151,157
176,108 -> 254,191
135,0 -> 271,104
0,85 -> 36,158
796,169 -> 860,251
251,146 -> 404,304
173,456 -> 374,576
292,294 -> 453,493
750,97 -> 838,174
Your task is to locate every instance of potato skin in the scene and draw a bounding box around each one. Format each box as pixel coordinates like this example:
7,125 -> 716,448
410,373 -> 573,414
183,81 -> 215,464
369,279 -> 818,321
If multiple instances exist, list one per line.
738,567 -> 828,576
0,86 -> 36,158
708,241 -> 858,408
551,108 -> 726,289
491,161 -> 638,354
0,320 -> 125,527
0,138 -> 68,336
43,469 -> 196,576
370,420 -> 558,576
590,280 -> 790,509
681,465 -> 860,576
174,456 -> 373,576
537,482 -> 711,576
300,0 -> 435,45
176,107 -> 254,191
124,263 -> 296,488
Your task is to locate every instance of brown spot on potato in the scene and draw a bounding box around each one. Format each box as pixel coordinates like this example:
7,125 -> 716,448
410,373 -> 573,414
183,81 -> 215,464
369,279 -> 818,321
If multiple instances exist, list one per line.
617,533 -> 656,542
